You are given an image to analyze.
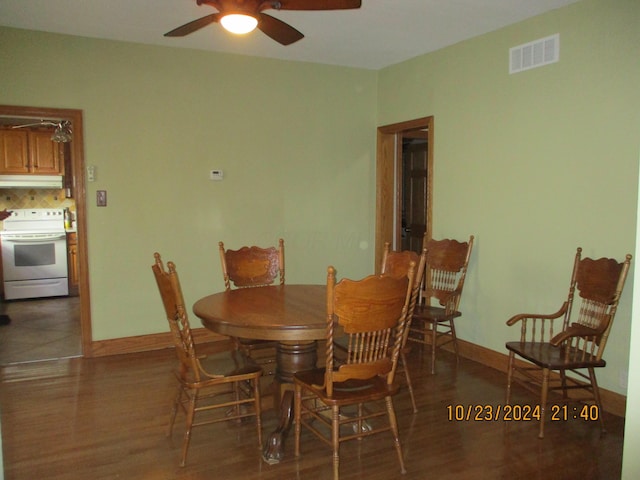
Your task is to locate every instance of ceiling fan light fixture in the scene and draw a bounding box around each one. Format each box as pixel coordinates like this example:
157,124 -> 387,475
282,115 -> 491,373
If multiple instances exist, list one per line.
51,121 -> 73,143
220,14 -> 258,34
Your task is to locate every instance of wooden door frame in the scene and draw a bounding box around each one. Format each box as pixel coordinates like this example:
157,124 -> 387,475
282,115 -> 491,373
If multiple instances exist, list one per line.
375,116 -> 434,270
0,104 -> 93,357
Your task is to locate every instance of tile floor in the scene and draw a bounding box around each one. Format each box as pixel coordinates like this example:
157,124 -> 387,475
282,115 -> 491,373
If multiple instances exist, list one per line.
0,296 -> 81,365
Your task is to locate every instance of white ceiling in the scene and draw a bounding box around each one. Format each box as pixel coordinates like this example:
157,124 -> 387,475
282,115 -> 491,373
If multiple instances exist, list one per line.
0,0 -> 580,70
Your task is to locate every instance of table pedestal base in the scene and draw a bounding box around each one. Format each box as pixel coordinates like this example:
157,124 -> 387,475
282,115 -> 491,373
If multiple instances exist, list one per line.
262,340 -> 317,464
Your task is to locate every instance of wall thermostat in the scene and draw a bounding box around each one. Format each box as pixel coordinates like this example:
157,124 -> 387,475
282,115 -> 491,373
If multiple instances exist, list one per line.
209,169 -> 224,181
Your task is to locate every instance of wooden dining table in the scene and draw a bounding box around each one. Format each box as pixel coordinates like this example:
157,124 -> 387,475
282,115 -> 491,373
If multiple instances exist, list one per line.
192,284 -> 327,464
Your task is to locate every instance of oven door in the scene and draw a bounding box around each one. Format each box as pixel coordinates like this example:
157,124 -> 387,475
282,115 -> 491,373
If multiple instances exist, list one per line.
1,232 -> 68,282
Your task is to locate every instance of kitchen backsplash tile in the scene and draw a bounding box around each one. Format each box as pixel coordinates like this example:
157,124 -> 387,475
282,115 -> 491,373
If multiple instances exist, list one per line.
0,189 -> 76,213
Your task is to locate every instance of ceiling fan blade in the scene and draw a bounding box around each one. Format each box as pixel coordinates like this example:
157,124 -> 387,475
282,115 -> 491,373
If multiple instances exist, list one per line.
275,0 -> 361,10
11,121 -> 58,129
257,13 -> 304,46
164,13 -> 221,37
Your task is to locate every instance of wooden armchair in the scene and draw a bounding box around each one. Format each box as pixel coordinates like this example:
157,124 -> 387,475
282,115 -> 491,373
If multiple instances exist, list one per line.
505,247 -> 632,438
218,239 -> 284,372
152,253 -> 263,466
407,235 -> 474,374
294,263 -> 415,479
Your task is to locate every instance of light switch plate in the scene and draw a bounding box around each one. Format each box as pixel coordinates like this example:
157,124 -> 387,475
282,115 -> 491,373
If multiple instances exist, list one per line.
97,190 -> 107,207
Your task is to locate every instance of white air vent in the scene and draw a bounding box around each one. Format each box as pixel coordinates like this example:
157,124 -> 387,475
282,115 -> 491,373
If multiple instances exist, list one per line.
509,34 -> 559,74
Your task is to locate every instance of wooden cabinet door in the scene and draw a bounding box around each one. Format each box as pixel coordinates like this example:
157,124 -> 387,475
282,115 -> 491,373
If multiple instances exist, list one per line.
67,232 -> 79,296
28,131 -> 63,174
0,130 -> 30,174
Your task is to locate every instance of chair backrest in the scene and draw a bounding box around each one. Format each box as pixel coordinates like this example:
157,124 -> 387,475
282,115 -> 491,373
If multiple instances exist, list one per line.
218,239 -> 285,290
381,243 -> 428,344
558,247 -> 632,361
420,236 -> 474,312
152,252 -> 201,382
324,263 -> 415,396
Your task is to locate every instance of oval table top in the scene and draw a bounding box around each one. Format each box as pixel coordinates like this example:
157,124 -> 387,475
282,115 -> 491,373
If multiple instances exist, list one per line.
193,284 -> 327,342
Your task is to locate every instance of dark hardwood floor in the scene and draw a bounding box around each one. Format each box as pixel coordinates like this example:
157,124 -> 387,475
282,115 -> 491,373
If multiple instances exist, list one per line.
0,341 -> 624,480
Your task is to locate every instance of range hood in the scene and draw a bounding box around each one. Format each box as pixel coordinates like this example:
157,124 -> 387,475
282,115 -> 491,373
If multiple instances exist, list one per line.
0,175 -> 63,189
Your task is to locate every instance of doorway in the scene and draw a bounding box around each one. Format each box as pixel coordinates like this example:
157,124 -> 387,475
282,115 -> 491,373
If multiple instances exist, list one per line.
0,104 -> 92,361
375,117 -> 433,268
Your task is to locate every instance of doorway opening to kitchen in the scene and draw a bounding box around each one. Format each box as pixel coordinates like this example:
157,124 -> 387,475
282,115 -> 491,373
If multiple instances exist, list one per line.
0,105 -> 91,365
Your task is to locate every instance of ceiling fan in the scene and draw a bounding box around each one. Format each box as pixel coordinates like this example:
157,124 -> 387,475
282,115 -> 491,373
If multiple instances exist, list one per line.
12,120 -> 73,143
165,0 -> 362,46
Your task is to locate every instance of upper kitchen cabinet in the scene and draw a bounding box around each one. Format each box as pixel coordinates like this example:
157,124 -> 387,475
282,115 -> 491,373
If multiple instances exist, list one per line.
0,129 -> 63,175
0,129 -> 28,173
28,130 -> 63,174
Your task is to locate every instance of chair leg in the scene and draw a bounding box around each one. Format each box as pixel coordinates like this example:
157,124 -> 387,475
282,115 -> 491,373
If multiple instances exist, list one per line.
401,352 -> 418,413
232,336 -> 242,354
167,384 -> 182,437
506,351 -> 514,404
560,370 -> 569,401
430,322 -> 437,375
539,368 -> 550,439
449,320 -> 459,364
233,381 -> 241,418
332,405 -> 340,480
180,391 -> 198,467
253,378 -> 263,448
385,396 -> 407,474
294,384 -> 302,457
588,367 -> 607,435
356,403 -> 364,438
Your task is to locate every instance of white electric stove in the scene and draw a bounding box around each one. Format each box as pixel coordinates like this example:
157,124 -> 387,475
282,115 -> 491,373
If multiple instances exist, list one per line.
1,209 -> 69,300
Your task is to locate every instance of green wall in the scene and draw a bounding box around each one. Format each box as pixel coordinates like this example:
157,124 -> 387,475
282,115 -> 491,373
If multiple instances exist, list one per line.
0,0 -> 638,397
0,28 -> 378,340
379,0 -> 640,396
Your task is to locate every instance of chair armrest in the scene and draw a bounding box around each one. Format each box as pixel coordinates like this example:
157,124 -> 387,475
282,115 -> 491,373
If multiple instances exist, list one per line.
438,289 -> 462,313
506,302 -> 569,344
506,303 -> 568,326
550,324 -> 601,347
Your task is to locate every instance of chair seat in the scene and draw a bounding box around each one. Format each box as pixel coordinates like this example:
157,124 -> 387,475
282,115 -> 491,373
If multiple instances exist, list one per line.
413,305 -> 461,321
505,341 -> 606,370
294,369 -> 399,405
200,351 -> 262,375
178,351 -> 262,390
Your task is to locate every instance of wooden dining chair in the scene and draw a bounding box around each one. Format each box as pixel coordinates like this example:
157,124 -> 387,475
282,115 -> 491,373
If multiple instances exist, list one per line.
152,253 -> 263,467
294,263 -> 415,480
218,239 -> 284,372
506,247 -> 631,438
380,242 -> 427,413
407,235 -> 474,374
